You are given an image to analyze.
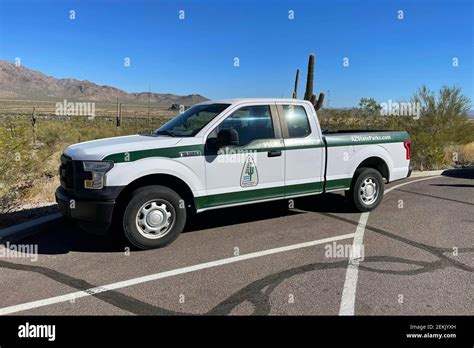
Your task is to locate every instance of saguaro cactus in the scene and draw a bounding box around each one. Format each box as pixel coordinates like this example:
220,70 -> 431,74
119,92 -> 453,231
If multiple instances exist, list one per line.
303,54 -> 314,101
247,162 -> 255,179
303,53 -> 325,111
31,106 -> 37,144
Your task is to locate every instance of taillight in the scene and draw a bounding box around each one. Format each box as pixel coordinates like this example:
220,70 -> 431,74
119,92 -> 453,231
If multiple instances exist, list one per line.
403,140 -> 411,160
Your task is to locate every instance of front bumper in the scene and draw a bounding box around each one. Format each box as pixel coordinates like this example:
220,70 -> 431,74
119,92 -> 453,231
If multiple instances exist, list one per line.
55,187 -> 115,226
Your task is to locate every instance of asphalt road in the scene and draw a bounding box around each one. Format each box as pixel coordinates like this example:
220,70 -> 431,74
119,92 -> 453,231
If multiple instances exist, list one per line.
0,169 -> 472,315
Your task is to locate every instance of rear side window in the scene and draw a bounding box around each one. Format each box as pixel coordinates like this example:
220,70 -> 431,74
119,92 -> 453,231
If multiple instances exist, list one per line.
282,105 -> 311,138
218,105 -> 274,146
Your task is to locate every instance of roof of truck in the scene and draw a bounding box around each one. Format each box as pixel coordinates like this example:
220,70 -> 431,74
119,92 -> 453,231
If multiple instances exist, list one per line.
197,98 -> 312,105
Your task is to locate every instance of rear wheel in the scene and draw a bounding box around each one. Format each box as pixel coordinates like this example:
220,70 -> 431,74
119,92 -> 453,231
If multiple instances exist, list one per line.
347,168 -> 384,212
122,185 -> 186,249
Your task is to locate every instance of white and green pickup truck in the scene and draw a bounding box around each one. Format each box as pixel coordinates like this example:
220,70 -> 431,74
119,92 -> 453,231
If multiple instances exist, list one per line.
56,98 -> 412,249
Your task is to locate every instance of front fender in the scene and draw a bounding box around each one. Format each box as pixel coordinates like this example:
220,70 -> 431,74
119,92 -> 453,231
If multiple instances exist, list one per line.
105,157 -> 205,193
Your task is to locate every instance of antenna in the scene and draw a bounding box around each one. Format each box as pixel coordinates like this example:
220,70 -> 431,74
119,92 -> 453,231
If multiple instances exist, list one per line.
292,68 -> 299,99
147,84 -> 151,126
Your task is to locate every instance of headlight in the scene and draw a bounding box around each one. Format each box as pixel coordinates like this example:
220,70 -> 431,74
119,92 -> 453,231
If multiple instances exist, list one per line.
82,161 -> 113,189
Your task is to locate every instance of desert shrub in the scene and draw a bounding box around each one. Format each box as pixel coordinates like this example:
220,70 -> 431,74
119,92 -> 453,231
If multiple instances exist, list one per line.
0,125 -> 45,214
407,86 -> 474,169
36,119 -> 69,147
320,86 -> 473,170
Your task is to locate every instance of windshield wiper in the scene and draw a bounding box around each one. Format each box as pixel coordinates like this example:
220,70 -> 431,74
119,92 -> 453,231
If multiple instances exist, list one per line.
155,130 -> 177,137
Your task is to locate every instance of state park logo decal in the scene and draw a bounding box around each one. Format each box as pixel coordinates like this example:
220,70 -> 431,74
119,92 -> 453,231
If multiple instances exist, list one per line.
240,155 -> 258,188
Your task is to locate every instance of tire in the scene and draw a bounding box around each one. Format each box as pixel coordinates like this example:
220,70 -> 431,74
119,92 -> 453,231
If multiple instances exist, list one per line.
122,185 -> 186,249
347,168 -> 384,212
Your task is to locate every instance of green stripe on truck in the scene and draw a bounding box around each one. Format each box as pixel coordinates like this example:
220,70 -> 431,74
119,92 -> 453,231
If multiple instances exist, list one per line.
194,178 -> 352,210
325,178 -> 352,191
103,143 -> 322,162
325,131 -> 409,147
103,145 -> 205,162
103,131 -> 409,163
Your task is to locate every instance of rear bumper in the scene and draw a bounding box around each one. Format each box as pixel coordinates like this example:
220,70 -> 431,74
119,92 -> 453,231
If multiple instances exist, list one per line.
55,187 -> 115,227
407,163 -> 413,178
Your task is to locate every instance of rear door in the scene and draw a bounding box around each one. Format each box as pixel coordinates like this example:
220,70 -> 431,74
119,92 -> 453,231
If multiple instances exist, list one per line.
276,103 -> 325,197
201,103 -> 285,209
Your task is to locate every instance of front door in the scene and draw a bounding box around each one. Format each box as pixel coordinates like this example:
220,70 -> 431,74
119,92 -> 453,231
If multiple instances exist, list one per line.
201,104 -> 285,210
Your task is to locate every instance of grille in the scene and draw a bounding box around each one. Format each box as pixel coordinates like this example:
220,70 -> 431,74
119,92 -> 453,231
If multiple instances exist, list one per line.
59,154 -> 75,191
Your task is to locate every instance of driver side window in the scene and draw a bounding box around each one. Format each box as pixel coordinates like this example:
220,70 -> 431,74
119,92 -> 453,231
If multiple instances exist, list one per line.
217,105 -> 274,146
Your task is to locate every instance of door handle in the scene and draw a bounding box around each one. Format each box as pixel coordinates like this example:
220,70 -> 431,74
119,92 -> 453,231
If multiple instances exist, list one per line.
267,150 -> 282,157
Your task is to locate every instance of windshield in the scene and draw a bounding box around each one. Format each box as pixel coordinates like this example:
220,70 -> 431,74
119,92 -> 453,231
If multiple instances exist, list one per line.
154,103 -> 231,137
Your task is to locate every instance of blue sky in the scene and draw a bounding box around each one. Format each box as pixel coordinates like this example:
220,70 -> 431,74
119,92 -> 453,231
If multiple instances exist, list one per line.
0,0 -> 472,107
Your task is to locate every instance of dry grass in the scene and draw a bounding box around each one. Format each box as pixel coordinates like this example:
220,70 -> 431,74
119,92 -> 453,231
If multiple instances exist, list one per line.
23,176 -> 59,204
23,149 -> 63,204
445,142 -> 474,167
0,115 -> 172,217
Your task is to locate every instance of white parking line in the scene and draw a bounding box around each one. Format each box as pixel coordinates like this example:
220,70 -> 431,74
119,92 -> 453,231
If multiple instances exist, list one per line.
0,232 -> 355,315
338,175 -> 442,315
339,212 -> 369,315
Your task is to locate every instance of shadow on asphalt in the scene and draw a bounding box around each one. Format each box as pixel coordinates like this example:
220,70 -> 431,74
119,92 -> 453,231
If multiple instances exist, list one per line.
0,204 -> 57,229
430,183 -> 474,188
13,192 -> 353,255
441,167 -> 474,179
186,192 -> 355,231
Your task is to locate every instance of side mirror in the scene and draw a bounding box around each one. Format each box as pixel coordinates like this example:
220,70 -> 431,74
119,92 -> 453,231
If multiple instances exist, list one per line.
205,128 -> 239,153
217,128 -> 239,147
205,137 -> 219,152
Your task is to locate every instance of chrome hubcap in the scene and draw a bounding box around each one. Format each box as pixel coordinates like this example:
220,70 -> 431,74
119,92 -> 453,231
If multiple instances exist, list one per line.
359,177 -> 378,205
136,200 -> 175,239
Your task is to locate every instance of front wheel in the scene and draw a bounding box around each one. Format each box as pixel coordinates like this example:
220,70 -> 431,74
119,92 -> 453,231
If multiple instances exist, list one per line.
347,168 -> 384,212
122,185 -> 186,249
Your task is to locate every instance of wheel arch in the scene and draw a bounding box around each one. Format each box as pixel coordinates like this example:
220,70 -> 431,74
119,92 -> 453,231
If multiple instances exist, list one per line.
353,156 -> 390,182
113,173 -> 196,225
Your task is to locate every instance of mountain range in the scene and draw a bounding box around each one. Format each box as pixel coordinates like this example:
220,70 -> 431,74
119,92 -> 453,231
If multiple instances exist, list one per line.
0,60 -> 207,106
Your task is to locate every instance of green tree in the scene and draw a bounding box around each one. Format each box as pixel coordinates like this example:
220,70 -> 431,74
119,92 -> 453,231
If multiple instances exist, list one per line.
358,97 -> 382,115
409,85 -> 473,169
